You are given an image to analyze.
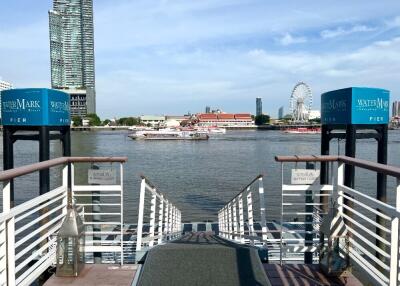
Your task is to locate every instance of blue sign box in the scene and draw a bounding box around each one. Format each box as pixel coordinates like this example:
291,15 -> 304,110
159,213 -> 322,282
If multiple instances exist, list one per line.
321,87 -> 390,125
1,88 -> 70,126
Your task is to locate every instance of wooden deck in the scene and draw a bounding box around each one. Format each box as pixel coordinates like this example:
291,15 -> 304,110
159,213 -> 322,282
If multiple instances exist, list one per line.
263,264 -> 363,286
44,265 -> 137,286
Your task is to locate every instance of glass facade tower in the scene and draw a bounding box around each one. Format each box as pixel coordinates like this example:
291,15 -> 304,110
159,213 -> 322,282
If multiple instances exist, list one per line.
49,0 -> 96,115
256,97 -> 262,116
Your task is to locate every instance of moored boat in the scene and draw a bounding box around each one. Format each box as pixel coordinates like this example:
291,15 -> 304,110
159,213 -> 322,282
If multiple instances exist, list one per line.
283,127 -> 321,134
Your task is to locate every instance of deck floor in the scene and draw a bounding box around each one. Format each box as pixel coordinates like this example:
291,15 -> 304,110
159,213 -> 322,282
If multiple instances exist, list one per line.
44,264 -> 137,286
263,264 -> 363,286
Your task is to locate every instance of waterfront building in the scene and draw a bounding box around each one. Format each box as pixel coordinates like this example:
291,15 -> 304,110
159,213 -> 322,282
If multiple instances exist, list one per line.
0,79 -> 13,117
49,0 -> 96,116
140,115 -> 166,127
256,97 -> 262,116
278,106 -> 284,119
309,110 -> 321,120
196,113 -> 254,127
393,101 -> 400,118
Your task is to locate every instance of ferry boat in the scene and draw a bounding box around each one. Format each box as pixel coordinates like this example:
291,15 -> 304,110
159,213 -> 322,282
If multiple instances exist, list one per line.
195,127 -> 227,134
128,129 -> 209,140
283,127 -> 321,134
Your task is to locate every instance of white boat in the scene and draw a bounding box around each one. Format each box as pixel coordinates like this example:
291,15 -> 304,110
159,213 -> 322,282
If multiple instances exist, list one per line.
128,129 -> 209,140
195,127 -> 226,134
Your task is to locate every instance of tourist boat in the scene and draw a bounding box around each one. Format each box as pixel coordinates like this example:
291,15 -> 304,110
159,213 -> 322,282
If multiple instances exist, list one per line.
128,129 -> 209,140
283,127 -> 321,134
195,127 -> 227,134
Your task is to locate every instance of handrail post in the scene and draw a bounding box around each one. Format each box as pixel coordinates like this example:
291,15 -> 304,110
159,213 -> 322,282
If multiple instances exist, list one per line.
258,177 -> 268,243
4,180 -> 15,286
246,187 -> 254,245
238,194 -> 245,243
135,178 -> 146,252
389,178 -> 400,286
168,203 -> 173,239
149,191 -> 157,247
158,194 -> 164,244
227,202 -> 232,240
164,200 -> 169,240
232,199 -> 238,241
120,163 -> 124,265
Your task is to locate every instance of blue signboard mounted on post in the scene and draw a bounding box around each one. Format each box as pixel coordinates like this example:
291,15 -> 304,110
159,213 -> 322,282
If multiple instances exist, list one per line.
1,88 -> 70,126
321,87 -> 390,125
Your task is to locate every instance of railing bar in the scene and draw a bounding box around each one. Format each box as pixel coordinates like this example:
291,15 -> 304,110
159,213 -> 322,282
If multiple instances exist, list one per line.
0,186 -> 66,222
15,222 -> 62,260
15,191 -> 66,223
348,251 -> 389,285
340,213 -> 391,246
340,193 -> 391,221
15,203 -> 65,235
73,185 -> 122,191
338,202 -> 391,233
83,222 -> 121,225
15,213 -> 64,248
349,238 -> 390,271
15,237 -> 57,273
339,185 -> 397,216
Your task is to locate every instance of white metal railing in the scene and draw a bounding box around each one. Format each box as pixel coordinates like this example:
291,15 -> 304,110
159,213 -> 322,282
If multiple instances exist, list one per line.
277,160 -> 334,264
0,157 -> 127,286
135,176 -> 182,257
275,155 -> 400,286
218,175 -> 268,247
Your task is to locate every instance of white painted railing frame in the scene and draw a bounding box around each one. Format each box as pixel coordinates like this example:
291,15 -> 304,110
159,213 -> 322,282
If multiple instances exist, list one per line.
275,155 -> 400,286
218,175 -> 268,247
0,156 -> 127,286
135,176 -> 182,253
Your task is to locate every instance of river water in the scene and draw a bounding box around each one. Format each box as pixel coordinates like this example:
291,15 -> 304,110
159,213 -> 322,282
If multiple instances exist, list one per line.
2,130 -> 400,222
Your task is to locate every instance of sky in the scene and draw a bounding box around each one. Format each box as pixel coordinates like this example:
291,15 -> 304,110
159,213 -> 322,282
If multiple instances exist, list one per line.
1,0 -> 400,118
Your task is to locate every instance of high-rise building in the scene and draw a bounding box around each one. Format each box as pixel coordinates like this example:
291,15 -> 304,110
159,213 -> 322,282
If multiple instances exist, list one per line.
256,97 -> 262,116
49,0 -> 96,116
278,106 -> 284,119
0,79 -> 13,116
205,106 -> 211,114
393,101 -> 400,117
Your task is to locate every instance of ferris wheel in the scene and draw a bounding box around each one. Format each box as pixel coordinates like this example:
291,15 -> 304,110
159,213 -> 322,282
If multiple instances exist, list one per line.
289,82 -> 312,122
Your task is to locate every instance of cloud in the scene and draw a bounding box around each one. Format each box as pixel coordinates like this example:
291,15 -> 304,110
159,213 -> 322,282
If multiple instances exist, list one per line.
277,33 -> 307,46
320,24 -> 377,39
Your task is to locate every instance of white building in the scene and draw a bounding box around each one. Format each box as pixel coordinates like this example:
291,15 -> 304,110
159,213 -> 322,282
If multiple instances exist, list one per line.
0,79 -> 13,116
309,110 -> 321,120
140,115 -> 166,127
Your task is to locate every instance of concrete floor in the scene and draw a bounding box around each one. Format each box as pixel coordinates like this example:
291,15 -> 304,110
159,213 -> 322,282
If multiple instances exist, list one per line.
44,264 -> 137,286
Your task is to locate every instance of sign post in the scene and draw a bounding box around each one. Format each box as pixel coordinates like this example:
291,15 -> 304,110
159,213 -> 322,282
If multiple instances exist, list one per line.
1,88 -> 71,203
320,87 -> 390,263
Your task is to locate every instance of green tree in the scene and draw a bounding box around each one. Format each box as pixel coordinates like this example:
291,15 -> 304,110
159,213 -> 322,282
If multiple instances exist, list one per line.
255,114 -> 270,125
72,116 -> 82,127
102,119 -> 111,126
86,113 -> 101,126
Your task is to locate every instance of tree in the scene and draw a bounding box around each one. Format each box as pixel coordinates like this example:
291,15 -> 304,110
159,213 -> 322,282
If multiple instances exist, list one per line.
102,119 -> 111,126
72,116 -> 82,127
117,117 -> 139,126
255,114 -> 270,125
86,113 -> 101,126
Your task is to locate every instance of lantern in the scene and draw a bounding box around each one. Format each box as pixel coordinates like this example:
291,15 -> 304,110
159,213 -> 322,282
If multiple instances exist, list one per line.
56,207 -> 85,276
319,203 -> 351,277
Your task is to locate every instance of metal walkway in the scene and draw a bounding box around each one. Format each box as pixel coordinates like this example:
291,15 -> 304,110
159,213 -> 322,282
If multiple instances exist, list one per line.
136,232 -> 271,286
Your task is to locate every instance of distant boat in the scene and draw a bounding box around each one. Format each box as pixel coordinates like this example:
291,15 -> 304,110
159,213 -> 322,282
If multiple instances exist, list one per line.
128,129 -> 209,140
195,127 -> 227,134
283,127 -> 321,134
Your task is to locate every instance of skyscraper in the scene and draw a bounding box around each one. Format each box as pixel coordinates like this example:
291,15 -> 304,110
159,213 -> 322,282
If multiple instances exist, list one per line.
393,101 -> 400,117
278,106 -> 284,119
49,0 -> 96,116
256,97 -> 262,116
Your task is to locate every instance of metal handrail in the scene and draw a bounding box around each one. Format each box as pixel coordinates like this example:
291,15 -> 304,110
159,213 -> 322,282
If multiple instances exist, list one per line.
275,155 -> 400,178
0,156 -> 128,181
225,174 -> 263,205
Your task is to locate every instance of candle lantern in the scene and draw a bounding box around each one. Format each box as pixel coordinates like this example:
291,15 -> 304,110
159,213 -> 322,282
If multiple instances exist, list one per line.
56,207 -> 85,276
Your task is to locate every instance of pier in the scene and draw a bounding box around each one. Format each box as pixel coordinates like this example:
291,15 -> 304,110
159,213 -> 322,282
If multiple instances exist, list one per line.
1,154 -> 398,285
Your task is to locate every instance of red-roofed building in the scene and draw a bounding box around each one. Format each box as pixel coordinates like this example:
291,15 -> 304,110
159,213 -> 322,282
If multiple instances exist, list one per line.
196,113 -> 254,127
